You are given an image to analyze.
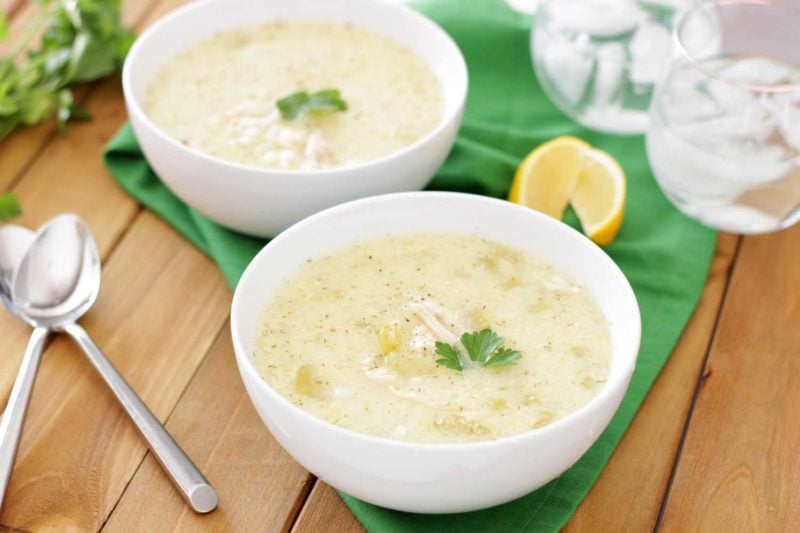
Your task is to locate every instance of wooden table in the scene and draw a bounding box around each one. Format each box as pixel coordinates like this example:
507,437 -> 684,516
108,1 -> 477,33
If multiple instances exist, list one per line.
2,0 -> 799,530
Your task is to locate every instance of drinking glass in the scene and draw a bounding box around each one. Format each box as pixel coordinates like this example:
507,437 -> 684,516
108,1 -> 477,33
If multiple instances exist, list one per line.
531,0 -> 693,134
647,0 -> 800,234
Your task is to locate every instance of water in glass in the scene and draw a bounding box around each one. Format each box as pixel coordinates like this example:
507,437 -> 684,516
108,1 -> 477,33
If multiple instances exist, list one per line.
647,1 -> 800,233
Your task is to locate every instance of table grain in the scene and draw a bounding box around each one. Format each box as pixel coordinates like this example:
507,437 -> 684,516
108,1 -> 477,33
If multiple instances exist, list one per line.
1,1 -> 797,530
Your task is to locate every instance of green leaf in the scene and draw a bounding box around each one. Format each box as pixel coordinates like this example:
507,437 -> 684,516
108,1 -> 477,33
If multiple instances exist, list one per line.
68,102 -> 90,120
0,191 -> 21,221
41,11 -> 77,52
0,58 -> 15,81
115,27 -> 136,62
460,329 -> 504,363
0,115 -> 18,138
484,347 -> 522,368
0,98 -> 18,116
16,56 -> 45,89
277,88 -> 348,120
434,341 -> 464,371
308,89 -> 348,112
19,86 -> 55,124
67,31 -> 117,83
42,46 -> 72,81
74,0 -> 122,38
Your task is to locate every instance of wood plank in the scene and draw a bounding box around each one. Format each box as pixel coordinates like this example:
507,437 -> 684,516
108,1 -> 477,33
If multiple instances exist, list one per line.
0,212 -> 230,530
292,483 -> 364,533
290,234 -> 740,532
565,233 -> 740,531
659,224 -> 800,531
0,0 -> 158,190
104,321 -> 314,533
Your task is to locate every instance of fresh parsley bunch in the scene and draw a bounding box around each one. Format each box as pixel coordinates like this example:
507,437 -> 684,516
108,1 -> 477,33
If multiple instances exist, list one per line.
0,0 -> 136,139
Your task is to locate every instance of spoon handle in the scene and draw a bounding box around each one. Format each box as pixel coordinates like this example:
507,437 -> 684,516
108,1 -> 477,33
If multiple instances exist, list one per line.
62,323 -> 218,513
0,326 -> 49,509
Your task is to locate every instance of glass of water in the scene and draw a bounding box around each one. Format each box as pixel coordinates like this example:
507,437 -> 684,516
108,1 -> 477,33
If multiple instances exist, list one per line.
647,0 -> 800,234
531,0 -> 693,134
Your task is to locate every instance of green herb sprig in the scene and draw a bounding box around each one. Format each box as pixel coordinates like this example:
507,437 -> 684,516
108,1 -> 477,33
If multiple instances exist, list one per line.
435,329 -> 522,371
0,191 -> 21,221
0,0 -> 136,139
276,89 -> 347,120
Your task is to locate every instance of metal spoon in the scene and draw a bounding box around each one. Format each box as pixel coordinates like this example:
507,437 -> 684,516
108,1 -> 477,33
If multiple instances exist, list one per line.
0,225 -> 35,311
0,224 -> 49,510
11,214 -> 218,513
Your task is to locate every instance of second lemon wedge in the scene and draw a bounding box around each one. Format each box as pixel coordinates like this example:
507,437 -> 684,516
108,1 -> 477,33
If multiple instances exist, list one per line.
571,148 -> 626,246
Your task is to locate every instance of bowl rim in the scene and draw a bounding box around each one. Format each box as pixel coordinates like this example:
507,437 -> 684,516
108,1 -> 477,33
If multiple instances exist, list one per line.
121,0 -> 469,177
231,191 -> 642,450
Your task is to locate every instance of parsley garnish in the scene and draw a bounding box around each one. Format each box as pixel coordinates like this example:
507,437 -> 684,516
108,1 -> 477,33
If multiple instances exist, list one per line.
276,89 -> 347,120
435,329 -> 522,371
0,0 -> 135,139
0,191 -> 21,221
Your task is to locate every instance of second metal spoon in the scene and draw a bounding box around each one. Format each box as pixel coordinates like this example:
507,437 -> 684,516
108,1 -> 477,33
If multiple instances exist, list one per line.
0,224 -> 47,510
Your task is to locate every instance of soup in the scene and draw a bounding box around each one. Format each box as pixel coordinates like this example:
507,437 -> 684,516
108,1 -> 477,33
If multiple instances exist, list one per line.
145,21 -> 444,170
254,234 -> 611,444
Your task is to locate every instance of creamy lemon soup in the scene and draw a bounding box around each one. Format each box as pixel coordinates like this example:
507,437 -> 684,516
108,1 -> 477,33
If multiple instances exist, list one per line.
254,234 -> 611,444
145,21 -> 444,170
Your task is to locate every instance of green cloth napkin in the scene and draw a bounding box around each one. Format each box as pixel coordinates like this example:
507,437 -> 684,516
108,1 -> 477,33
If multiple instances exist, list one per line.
104,0 -> 717,530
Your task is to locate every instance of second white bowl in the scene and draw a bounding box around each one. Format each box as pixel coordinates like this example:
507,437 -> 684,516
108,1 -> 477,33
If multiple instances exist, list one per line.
122,0 -> 468,237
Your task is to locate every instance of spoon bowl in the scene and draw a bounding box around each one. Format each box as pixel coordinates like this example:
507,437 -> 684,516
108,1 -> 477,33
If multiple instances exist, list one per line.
0,222 -> 48,511
0,225 -> 35,315
12,215 -> 100,329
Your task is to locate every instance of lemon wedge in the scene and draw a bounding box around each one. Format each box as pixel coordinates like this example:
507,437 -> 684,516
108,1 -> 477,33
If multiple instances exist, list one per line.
571,147 -> 626,246
508,137 -> 626,245
508,136 -> 589,219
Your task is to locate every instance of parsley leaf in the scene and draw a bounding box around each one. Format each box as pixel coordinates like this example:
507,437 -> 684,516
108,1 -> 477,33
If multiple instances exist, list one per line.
434,341 -> 463,371
277,89 -> 348,120
484,347 -> 522,368
435,328 -> 522,372
461,329 -> 505,364
0,191 -> 21,221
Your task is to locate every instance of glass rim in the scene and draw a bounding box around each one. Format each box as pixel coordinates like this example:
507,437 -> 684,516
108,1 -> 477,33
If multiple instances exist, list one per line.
673,0 -> 800,94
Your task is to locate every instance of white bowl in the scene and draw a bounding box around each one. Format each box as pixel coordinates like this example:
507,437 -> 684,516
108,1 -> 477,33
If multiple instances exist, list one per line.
231,192 -> 641,514
122,0 -> 467,238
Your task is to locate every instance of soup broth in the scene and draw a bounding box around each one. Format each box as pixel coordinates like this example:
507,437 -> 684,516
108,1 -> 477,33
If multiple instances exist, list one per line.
146,21 -> 444,170
254,234 -> 611,443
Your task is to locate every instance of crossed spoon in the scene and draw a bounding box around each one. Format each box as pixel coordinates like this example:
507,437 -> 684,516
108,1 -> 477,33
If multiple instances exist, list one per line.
0,215 -> 216,512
